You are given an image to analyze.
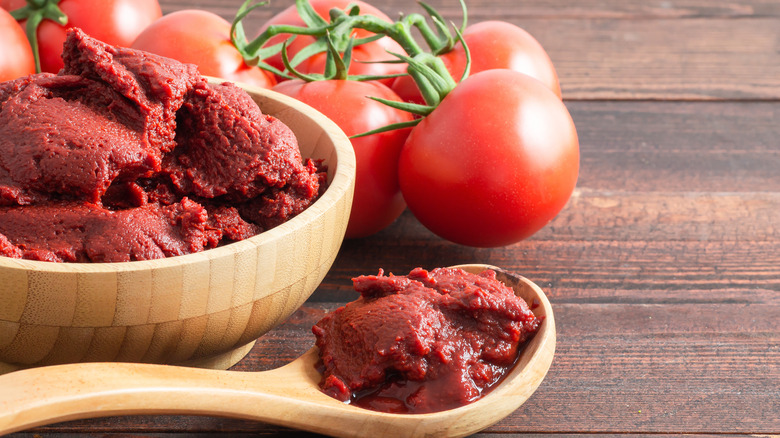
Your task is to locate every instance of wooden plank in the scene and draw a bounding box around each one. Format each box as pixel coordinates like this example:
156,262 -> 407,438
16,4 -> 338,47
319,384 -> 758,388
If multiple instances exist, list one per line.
8,434 -> 769,438
7,434 -> 771,438
384,0 -> 780,20
536,18 -> 780,100
157,1 -> 780,100
221,302 -> 780,433
569,101 -> 780,192
24,300 -> 778,434
309,192 -> 780,305
496,303 -> 780,433
549,191 -> 780,243
160,0 -> 780,20
315,194 -> 780,298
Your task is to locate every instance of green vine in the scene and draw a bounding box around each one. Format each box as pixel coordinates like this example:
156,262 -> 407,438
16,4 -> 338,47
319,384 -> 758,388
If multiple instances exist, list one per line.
8,0 -> 69,73
231,0 -> 472,132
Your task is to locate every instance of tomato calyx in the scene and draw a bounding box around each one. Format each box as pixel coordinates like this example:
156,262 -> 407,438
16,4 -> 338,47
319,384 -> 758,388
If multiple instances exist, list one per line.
7,0 -> 67,73
409,0 -> 468,56
232,0 -> 402,82
232,0 -> 303,80
276,29 -> 399,83
351,33 -> 472,138
232,0 -> 472,135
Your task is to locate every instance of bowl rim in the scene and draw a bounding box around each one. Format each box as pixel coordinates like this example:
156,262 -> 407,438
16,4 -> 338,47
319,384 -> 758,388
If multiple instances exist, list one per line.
0,83 -> 356,273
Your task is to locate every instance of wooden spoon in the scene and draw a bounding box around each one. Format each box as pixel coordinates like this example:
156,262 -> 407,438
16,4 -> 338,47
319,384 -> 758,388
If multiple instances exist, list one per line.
0,264 -> 555,438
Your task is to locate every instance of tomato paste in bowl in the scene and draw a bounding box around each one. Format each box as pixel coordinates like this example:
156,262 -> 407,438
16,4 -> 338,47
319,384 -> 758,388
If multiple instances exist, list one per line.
0,28 -> 322,263
312,266 -> 541,414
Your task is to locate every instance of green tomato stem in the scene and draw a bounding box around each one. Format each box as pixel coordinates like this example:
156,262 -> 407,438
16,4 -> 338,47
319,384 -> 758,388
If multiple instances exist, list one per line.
322,8 -> 463,102
9,0 -> 68,73
233,0 -> 469,108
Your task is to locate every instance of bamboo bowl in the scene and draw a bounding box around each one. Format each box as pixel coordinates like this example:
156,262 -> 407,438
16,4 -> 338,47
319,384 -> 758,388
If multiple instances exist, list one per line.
0,82 -> 356,375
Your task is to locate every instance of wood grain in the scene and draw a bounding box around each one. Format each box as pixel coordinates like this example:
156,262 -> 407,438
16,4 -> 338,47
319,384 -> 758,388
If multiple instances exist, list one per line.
7,0 -> 780,436
22,299 -> 777,435
570,101 -> 780,192
161,0 -> 780,100
161,0 -> 780,19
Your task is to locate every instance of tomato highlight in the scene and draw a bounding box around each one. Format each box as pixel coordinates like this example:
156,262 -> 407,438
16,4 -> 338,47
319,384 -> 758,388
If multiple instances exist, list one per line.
2,0 -> 161,73
131,10 -> 275,89
0,7 -> 35,81
399,70 -> 578,247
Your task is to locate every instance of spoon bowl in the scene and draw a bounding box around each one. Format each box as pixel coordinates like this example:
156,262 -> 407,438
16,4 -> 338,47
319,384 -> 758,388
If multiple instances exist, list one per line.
0,264 -> 555,438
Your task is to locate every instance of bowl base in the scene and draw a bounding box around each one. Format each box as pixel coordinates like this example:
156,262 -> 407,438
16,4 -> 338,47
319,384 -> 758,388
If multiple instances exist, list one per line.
0,361 -> 20,375
175,340 -> 256,370
0,341 -> 255,375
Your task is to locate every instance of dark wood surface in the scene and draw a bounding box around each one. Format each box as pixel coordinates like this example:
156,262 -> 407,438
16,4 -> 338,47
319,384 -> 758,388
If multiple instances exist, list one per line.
10,0 -> 780,436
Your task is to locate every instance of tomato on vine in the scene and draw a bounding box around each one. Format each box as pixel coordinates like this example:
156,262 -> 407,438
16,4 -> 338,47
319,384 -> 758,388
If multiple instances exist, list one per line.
232,1 -> 418,238
0,7 -> 34,81
398,69 -> 578,247
131,10 -> 275,89
391,20 -> 561,104
235,0 -> 579,246
254,0 -> 406,85
1,0 -> 161,73
274,79 -> 413,238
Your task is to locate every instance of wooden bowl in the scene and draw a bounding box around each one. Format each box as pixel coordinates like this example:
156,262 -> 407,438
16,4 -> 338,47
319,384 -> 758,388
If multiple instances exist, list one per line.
0,82 -> 356,375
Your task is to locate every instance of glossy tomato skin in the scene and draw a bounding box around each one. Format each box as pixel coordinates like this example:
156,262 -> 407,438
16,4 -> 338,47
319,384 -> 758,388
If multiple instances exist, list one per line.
1,0 -> 161,73
131,10 -> 275,89
0,7 -> 34,81
260,0 -> 405,84
399,69 -> 578,247
273,79 -> 413,238
392,20 -> 561,104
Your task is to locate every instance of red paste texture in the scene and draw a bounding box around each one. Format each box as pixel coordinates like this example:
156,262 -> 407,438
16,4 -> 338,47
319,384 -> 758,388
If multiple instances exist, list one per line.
0,29 -> 321,263
312,267 -> 540,414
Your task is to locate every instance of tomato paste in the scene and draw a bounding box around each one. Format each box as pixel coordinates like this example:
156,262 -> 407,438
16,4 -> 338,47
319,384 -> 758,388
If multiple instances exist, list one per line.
0,29 -> 321,263
312,267 -> 540,414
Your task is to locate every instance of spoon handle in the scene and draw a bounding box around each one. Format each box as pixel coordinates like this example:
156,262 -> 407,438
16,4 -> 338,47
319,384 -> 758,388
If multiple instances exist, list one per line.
0,350 -> 327,435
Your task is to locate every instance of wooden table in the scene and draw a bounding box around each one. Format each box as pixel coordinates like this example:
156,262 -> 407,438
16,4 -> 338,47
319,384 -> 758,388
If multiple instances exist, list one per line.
11,0 -> 780,436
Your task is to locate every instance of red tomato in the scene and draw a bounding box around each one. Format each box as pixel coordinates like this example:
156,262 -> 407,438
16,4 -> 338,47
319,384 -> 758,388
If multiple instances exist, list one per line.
260,0 -> 406,84
0,7 -> 34,81
398,69 -> 579,247
131,10 -> 275,89
273,79 -> 413,238
1,0 -> 161,73
392,20 -> 561,104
